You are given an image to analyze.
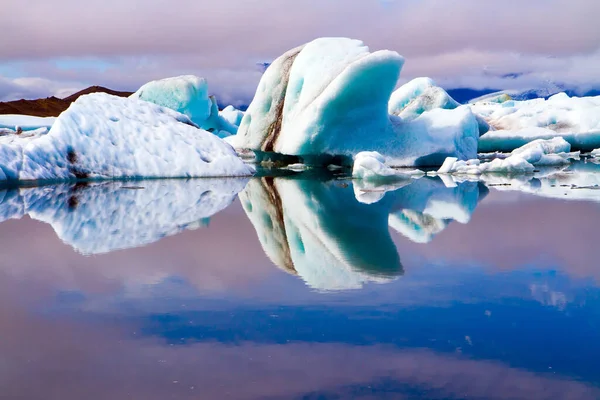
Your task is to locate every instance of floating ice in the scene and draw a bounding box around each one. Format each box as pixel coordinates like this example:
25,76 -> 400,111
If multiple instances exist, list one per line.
438,138 -> 577,175
0,179 -> 248,254
231,37 -> 479,167
0,93 -> 253,182
0,114 -> 55,132
352,151 -> 422,181
474,93 -> 600,152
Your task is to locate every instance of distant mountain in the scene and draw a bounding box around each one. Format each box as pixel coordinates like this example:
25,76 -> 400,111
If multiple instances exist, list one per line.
0,86 -> 133,117
62,86 -> 133,103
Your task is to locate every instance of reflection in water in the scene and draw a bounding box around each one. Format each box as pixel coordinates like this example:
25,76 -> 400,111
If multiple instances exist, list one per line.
0,173 -> 599,399
240,176 -> 488,290
0,178 -> 248,254
454,160 -> 600,202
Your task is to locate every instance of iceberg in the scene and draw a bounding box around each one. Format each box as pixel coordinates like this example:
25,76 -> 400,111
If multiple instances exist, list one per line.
438,138 -> 577,175
219,105 -> 245,128
0,178 -> 248,254
230,37 -> 480,167
240,177 -> 403,290
131,75 -> 238,136
131,75 -> 211,127
388,77 -> 460,120
0,93 -> 253,182
474,93 -> 600,152
0,114 -> 56,132
352,151 -> 423,181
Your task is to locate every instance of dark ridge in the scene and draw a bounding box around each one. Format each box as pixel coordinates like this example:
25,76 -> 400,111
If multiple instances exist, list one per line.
0,96 -> 68,117
62,86 -> 133,103
261,47 -> 303,152
0,86 -> 133,117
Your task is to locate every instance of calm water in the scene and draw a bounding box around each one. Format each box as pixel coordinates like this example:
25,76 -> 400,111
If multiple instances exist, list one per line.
1,168 -> 600,399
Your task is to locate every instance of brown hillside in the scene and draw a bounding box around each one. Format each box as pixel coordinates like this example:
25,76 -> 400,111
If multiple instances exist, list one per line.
62,86 -> 133,103
0,86 -> 134,117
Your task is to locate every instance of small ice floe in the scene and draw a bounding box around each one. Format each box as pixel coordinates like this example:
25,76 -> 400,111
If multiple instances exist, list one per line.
437,137 -> 578,175
352,151 -> 424,181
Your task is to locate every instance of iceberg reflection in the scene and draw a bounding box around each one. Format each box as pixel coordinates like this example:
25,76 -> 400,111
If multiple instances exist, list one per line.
241,176 -> 488,290
0,178 -> 248,254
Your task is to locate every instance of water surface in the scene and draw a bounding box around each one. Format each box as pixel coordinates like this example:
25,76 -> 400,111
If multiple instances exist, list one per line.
1,167 -> 599,399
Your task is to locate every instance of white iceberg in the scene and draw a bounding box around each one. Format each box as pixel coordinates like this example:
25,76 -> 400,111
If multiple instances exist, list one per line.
352,151 -> 423,181
0,114 -> 56,132
438,137 -> 577,175
230,37 -> 479,167
0,93 -> 253,182
474,93 -> 600,152
0,178 -> 248,254
131,75 -> 238,136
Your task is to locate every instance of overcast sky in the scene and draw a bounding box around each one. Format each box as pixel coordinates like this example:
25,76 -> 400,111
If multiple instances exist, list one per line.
2,0 -> 599,104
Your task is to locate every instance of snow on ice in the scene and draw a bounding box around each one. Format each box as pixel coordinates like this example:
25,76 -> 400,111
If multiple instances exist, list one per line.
0,93 -> 253,182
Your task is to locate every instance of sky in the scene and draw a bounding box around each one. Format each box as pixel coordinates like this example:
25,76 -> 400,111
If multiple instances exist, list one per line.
2,0 -> 599,105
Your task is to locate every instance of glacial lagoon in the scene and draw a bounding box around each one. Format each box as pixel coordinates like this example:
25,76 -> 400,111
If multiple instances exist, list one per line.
1,162 -> 600,399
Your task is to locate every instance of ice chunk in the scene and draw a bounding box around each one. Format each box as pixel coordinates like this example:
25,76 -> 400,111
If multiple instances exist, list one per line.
0,179 -> 247,254
131,75 -> 211,127
0,114 -> 55,132
219,105 -> 245,127
474,93 -> 600,152
240,177 -> 402,290
231,38 -> 480,167
352,151 -> 419,181
438,137 -> 576,175
0,93 -> 253,182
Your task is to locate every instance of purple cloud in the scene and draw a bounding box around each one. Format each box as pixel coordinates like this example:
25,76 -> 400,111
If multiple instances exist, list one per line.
1,0 -> 599,103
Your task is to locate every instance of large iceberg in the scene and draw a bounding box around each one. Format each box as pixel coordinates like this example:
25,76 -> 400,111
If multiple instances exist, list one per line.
131,75 -> 239,136
230,37 -> 480,167
0,178 -> 248,254
0,93 -> 253,182
475,93 -> 600,152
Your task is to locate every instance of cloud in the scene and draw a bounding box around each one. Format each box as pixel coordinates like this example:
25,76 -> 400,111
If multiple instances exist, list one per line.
1,0 -> 599,103
0,75 -> 80,101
